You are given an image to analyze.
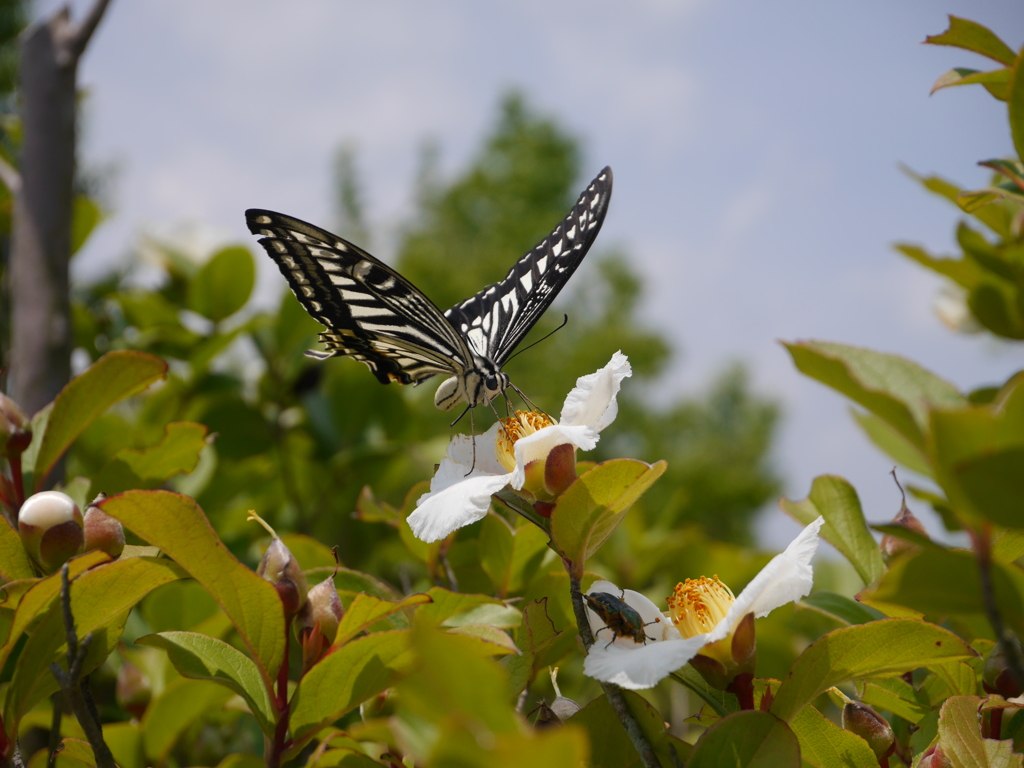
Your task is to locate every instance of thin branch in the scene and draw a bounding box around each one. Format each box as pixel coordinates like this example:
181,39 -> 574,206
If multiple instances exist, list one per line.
0,155 -> 21,195
64,0 -> 113,61
973,525 -> 1024,691
46,694 -> 61,768
48,564 -> 117,768
569,572 -> 662,768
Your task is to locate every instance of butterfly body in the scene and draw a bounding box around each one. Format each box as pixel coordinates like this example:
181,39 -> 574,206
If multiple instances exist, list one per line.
247,166 -> 612,411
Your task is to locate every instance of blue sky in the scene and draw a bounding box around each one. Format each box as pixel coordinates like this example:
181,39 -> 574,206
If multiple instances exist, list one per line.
37,0 -> 1024,546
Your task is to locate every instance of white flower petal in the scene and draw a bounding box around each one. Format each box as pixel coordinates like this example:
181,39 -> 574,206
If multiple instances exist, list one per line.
559,351 -> 631,430
409,471 -> 511,543
510,423 -> 597,489
706,516 -> 824,643
439,422 -> 507,480
584,633 -> 708,690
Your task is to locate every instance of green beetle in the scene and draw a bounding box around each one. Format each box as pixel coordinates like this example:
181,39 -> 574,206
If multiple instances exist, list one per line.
585,590 -> 660,649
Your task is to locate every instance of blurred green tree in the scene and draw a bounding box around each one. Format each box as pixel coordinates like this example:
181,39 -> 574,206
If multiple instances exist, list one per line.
66,92 -> 781,592
395,92 -> 781,545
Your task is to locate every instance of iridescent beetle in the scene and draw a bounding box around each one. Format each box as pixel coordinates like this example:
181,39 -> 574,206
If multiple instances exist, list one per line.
585,590 -> 661,649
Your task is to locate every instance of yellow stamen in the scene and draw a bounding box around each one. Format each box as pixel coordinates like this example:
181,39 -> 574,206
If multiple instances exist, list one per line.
666,576 -> 735,639
495,410 -> 554,472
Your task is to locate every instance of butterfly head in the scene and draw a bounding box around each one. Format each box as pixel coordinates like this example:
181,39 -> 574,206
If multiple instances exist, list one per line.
433,357 -> 510,411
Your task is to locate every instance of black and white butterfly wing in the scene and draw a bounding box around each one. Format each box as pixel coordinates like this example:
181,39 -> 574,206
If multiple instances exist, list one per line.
443,166 -> 613,365
246,210 -> 474,386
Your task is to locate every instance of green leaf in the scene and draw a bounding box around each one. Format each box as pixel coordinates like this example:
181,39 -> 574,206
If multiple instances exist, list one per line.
0,516 -> 34,583
0,551 -> 109,671
31,351 -> 168,489
99,491 -> 286,689
139,579 -> 220,634
850,409 -> 932,477
687,711 -> 800,767
863,549 -> 1024,635
929,381 -> 1024,528
994,530 -> 1024,564
333,592 -> 432,647
925,16 -> 1017,66
573,690 -> 692,768
895,243 -> 985,291
140,678 -> 234,764
932,660 -> 980,698
770,618 -> 976,722
479,515 -> 551,598
3,556 -> 186,736
70,195 -> 104,257
55,737 -> 96,767
288,630 -> 415,746
506,598 -> 563,695
783,341 -> 965,451
939,696 -> 1023,768
671,664 -> 736,718
857,677 -> 931,723
137,631 -> 275,733
414,587 -> 509,627
549,458 -> 667,578
779,475 -> 885,586
931,67 -> 1011,99
101,722 -> 143,768
187,245 -> 255,322
799,592 -> 880,626
92,421 -> 209,495
1008,46 -> 1024,160
790,706 -> 879,768
900,167 -> 1011,237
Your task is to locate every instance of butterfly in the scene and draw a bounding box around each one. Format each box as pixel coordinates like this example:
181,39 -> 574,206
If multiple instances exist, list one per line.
246,166 -> 612,414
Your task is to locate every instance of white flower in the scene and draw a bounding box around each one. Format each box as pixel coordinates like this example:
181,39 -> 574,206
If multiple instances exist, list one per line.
407,352 -> 632,543
583,516 -> 824,690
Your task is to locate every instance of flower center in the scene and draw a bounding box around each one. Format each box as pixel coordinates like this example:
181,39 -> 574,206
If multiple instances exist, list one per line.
495,410 -> 555,472
666,576 -> 735,639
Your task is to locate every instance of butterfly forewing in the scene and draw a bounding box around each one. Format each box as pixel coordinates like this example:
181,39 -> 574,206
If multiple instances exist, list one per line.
246,210 -> 472,385
443,166 -> 613,365
247,165 -> 612,409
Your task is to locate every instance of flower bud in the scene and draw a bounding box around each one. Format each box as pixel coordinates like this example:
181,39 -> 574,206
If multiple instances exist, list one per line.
257,537 -> 309,617
549,695 -> 581,722
0,392 -> 31,457
83,494 -> 125,559
360,688 -> 397,721
983,636 -> 1024,699
297,574 -> 345,670
18,490 -> 84,573
918,745 -> 953,768
116,661 -> 151,719
841,701 -> 894,760
496,411 -> 577,502
880,496 -> 929,564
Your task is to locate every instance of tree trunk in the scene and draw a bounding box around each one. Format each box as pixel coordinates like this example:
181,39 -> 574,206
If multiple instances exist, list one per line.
7,1 -> 111,417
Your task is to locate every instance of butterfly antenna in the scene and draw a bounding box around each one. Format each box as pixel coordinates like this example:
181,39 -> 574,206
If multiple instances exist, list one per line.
503,314 -> 569,364
510,383 -> 549,418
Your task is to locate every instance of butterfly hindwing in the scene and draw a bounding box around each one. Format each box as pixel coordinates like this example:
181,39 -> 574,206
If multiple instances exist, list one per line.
443,166 -> 613,365
246,209 -> 473,385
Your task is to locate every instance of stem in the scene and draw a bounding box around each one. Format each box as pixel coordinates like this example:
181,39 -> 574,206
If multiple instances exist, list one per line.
268,621 -> 292,768
494,489 -> 548,532
47,693 -> 62,768
49,565 -> 116,768
973,525 -> 1024,692
569,571 -> 662,768
9,455 -> 24,508
726,673 -> 755,711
